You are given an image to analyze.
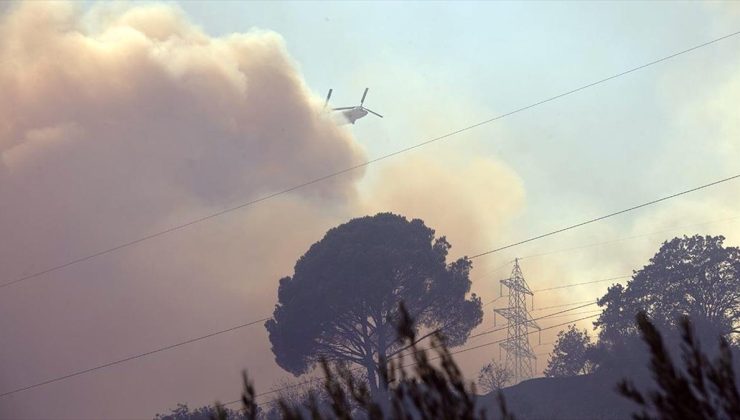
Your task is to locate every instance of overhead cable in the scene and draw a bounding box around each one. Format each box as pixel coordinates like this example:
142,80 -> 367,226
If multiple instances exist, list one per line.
5,30 -> 739,289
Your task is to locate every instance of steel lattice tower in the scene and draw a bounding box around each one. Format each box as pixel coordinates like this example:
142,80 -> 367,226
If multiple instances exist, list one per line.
494,259 -> 540,384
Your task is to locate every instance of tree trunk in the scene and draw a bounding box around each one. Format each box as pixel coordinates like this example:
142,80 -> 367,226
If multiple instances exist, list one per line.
377,323 -> 388,385
363,322 -> 388,397
365,360 -> 379,395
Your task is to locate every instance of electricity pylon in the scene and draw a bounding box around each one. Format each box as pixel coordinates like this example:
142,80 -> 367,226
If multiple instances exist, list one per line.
494,258 -> 540,384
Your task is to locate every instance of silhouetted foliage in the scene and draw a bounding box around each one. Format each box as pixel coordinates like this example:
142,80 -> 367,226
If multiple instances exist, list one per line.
240,303 -> 512,419
153,403 -> 246,420
594,235 -> 740,370
261,377 -> 327,419
544,324 -> 595,378
265,213 -> 483,393
618,311 -> 740,419
153,373 -> 260,420
477,360 -> 512,393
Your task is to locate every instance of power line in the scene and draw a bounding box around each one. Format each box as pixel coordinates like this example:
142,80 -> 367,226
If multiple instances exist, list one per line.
518,215 -> 740,261
0,273 -> 629,398
0,271 -> 614,399
0,293 -> 599,402
238,313 -> 601,408
534,309 -> 602,320
470,302 -> 597,340
533,275 -> 629,292
467,173 -> 740,260
483,295 -> 507,307
476,215 -> 740,306
4,30 -> 739,290
482,274 -> 628,306
0,317 -> 270,398
474,215 -> 740,301
395,301 -> 596,355
531,299 -> 596,312
479,215 -> 740,281
476,260 -> 516,282
450,313 -> 601,358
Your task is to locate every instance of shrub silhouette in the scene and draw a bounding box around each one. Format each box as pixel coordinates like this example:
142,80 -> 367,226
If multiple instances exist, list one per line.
618,311 -> 740,419
222,303 -> 513,420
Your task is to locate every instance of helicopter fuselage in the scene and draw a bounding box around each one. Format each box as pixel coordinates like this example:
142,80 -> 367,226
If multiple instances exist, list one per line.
338,107 -> 368,125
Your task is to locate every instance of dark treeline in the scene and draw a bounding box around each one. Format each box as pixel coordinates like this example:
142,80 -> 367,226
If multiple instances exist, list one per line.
155,214 -> 740,420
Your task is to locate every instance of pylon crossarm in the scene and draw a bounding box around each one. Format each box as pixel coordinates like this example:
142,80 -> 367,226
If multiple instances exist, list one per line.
500,278 -> 534,295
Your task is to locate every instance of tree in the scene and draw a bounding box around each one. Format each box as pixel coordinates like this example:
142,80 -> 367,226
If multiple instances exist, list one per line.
595,235 -> 740,352
265,213 -> 483,394
543,324 -> 594,378
477,360 -> 512,393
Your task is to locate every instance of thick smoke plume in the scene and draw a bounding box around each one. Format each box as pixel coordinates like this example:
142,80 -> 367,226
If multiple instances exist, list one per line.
0,1 -> 367,282
0,2 -> 364,418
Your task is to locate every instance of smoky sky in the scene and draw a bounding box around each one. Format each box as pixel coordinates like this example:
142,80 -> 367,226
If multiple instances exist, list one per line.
4,2 -> 740,419
0,2 -> 527,418
0,2 -> 530,415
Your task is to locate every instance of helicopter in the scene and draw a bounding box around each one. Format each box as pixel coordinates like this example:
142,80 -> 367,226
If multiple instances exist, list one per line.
325,88 -> 383,125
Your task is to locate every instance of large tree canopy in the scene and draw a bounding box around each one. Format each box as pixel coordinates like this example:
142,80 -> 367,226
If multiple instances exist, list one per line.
595,235 -> 740,348
265,213 -> 483,392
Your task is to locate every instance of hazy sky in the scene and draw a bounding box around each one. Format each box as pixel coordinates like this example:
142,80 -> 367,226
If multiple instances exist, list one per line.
1,1 -> 740,419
